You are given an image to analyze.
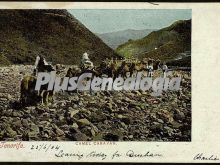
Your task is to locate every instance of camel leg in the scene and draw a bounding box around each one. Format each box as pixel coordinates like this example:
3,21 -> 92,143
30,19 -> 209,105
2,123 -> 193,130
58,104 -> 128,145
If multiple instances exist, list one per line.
20,92 -> 24,105
50,91 -> 55,102
41,90 -> 45,105
37,90 -> 40,96
130,71 -> 133,77
45,92 -> 49,106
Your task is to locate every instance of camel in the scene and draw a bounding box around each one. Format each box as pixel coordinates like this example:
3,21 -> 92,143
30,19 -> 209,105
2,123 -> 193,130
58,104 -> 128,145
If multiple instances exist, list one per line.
66,65 -> 82,78
115,60 -> 131,78
94,59 -> 119,79
20,75 -> 54,106
153,59 -> 161,70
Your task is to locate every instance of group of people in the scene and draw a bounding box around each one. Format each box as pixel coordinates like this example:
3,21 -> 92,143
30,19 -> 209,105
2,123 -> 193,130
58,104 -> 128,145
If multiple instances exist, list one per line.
146,61 -> 168,78
33,52 -> 168,78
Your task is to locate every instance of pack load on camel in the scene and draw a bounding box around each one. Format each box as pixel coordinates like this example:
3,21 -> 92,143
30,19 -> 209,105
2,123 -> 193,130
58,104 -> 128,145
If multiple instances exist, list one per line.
34,55 -> 55,74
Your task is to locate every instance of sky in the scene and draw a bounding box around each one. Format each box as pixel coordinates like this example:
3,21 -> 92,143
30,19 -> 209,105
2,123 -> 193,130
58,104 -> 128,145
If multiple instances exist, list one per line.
68,9 -> 191,34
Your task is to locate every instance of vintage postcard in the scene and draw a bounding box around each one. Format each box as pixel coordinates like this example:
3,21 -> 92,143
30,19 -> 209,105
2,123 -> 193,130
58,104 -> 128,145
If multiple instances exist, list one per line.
0,2 -> 219,163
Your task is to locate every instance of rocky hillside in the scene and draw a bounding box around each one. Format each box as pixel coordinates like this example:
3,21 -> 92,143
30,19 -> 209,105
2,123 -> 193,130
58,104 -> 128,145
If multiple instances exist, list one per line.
116,20 -> 191,61
0,10 -> 119,66
97,29 -> 155,49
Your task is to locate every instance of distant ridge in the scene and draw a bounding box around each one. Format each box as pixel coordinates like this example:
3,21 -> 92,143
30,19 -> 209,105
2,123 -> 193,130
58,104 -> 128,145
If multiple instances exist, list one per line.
97,29 -> 155,49
0,10 -> 119,66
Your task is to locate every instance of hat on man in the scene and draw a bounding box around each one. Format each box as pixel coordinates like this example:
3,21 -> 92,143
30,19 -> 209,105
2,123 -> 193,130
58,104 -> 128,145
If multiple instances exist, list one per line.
83,52 -> 89,60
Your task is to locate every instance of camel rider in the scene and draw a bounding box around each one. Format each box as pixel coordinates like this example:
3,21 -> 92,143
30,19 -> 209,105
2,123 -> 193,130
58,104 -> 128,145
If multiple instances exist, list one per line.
101,58 -> 109,68
162,62 -> 168,78
34,55 -> 55,75
80,52 -> 94,70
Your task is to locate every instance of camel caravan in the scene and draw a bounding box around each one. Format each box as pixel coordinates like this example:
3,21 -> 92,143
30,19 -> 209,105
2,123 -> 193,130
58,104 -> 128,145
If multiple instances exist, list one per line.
66,52 -> 167,79
20,52 -> 169,106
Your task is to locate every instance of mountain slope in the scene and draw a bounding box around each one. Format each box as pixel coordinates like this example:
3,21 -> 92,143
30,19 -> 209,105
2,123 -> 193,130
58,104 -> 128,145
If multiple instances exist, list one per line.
97,29 -> 155,49
116,19 -> 191,61
0,10 -> 119,66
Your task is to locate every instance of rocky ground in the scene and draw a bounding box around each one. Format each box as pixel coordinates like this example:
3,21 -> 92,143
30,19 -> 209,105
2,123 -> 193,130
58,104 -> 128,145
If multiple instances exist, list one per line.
0,65 -> 191,141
